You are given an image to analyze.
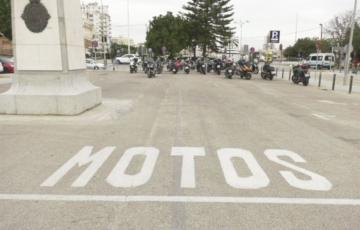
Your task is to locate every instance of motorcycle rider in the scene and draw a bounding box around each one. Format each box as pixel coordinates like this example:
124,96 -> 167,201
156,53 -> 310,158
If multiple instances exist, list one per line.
130,57 -> 139,73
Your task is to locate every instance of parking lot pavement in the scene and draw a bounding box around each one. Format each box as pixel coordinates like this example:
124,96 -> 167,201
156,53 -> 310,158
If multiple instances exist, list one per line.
0,75 -> 12,85
0,70 -> 359,229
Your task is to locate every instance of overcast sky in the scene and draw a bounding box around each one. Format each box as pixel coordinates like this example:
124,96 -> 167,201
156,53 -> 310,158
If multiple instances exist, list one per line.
82,0 -> 357,49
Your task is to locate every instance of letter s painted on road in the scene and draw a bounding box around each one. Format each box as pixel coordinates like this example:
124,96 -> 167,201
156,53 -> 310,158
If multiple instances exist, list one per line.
264,150 -> 332,191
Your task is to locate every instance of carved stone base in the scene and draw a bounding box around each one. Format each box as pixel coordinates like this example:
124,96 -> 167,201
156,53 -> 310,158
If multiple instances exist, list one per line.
0,71 -> 102,115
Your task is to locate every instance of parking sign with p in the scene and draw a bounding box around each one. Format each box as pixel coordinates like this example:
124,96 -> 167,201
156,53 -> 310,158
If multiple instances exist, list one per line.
270,31 -> 280,43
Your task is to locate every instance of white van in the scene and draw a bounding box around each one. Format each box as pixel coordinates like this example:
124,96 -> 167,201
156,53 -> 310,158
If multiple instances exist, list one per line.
305,53 -> 335,69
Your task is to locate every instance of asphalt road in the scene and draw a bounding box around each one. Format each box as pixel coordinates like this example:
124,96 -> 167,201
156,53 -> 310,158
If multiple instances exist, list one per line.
0,69 -> 359,230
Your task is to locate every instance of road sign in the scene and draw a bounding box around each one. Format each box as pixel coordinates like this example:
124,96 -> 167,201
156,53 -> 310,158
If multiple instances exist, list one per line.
243,45 -> 249,54
270,31 -> 280,43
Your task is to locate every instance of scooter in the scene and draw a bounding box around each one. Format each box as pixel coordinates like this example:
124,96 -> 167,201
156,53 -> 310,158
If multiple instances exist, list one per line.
237,62 -> 252,80
214,59 -> 222,75
184,61 -> 191,74
292,64 -> 310,86
200,62 -> 207,75
261,63 -> 276,80
129,58 -> 138,73
147,61 -> 156,78
224,61 -> 236,79
156,59 -> 163,74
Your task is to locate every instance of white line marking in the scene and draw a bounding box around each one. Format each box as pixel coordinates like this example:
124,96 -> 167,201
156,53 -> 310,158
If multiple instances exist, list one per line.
0,194 -> 360,206
318,100 -> 346,106
312,113 -> 336,121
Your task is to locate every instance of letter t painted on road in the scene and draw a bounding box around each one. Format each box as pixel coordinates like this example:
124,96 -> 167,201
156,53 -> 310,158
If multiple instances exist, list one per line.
171,147 -> 206,189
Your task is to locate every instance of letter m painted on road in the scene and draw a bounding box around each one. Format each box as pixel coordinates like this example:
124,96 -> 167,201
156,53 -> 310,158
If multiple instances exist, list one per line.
41,146 -> 115,187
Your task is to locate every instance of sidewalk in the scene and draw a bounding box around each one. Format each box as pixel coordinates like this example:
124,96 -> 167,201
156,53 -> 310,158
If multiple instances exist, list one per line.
272,68 -> 360,94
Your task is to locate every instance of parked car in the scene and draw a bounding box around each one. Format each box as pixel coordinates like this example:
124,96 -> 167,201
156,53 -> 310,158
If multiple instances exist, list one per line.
86,59 -> 105,70
304,53 -> 335,69
115,54 -> 139,64
0,56 -> 15,73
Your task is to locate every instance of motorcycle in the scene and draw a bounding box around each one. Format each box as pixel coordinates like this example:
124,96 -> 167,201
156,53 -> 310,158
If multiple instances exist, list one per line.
166,61 -> 172,72
200,61 -> 207,75
168,61 -> 177,74
207,60 -> 214,73
129,58 -> 138,74
214,60 -> 222,75
237,62 -> 252,80
156,59 -> 163,74
184,62 -> 191,74
142,60 -> 149,74
224,61 -> 236,79
261,63 -> 276,80
292,64 -> 310,86
147,61 -> 156,78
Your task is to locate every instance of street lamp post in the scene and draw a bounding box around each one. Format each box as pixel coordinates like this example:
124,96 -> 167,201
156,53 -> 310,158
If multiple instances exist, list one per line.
320,24 -> 323,41
127,0 -> 130,54
344,0 -> 358,85
238,20 -> 249,54
100,0 -> 107,68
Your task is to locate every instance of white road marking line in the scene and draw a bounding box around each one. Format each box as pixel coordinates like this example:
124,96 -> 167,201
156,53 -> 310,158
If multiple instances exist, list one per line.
0,194 -> 360,206
318,100 -> 346,106
312,114 -> 330,121
312,113 -> 336,121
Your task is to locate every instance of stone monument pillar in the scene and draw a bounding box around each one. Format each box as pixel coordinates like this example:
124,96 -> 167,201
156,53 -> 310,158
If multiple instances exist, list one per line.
0,0 -> 101,115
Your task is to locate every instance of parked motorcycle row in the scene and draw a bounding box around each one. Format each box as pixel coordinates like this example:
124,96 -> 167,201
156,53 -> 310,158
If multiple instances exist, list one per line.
129,57 -> 311,86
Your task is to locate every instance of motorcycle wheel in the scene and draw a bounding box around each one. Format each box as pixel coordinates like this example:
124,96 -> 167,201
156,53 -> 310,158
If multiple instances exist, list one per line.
303,78 -> 309,86
261,72 -> 266,79
245,73 -> 252,80
269,75 -> 274,81
292,75 -> 299,84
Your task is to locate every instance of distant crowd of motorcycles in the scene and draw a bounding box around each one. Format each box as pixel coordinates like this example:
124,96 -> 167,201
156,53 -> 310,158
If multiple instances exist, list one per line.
129,56 -> 311,86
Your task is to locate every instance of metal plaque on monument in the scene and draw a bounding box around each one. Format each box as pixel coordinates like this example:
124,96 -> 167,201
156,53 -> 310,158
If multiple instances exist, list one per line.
0,0 -> 102,115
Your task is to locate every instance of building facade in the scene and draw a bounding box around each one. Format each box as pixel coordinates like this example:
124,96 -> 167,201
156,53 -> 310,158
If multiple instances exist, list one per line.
81,2 -> 112,54
0,34 -> 12,57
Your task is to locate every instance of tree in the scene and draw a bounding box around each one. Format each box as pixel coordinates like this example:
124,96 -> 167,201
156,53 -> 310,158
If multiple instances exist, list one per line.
0,0 -> 12,40
345,23 -> 360,60
283,38 -> 332,58
146,12 -> 191,57
182,0 -> 235,56
325,11 -> 360,47
283,46 -> 297,58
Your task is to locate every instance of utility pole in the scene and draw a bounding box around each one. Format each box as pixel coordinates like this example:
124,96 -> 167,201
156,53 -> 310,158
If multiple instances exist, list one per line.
344,0 -> 358,85
127,0 -> 131,54
295,13 -> 298,42
238,20 -> 249,54
100,0 -> 107,68
320,23 -> 323,40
